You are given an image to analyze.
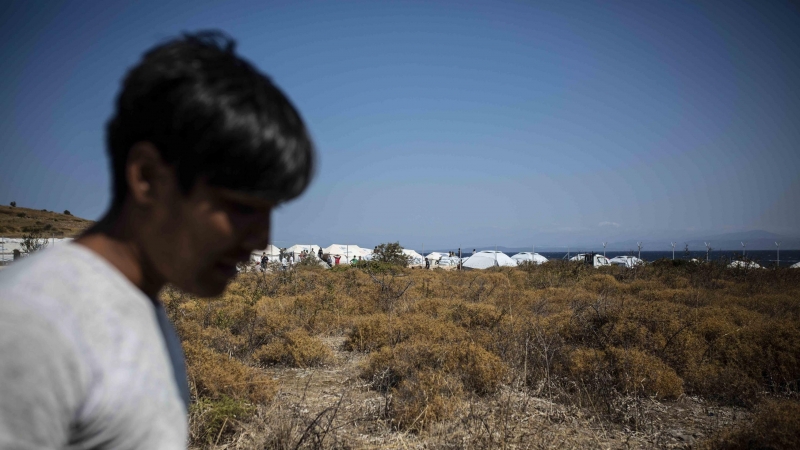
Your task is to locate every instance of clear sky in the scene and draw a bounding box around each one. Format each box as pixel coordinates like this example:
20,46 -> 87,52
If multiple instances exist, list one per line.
2,0 -> 799,249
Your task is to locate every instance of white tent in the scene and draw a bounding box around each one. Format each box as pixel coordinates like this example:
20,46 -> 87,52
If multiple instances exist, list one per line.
511,252 -> 548,265
402,249 -> 424,266
728,260 -> 762,269
462,250 -> 516,270
790,262 -> 800,269
1,237 -> 74,263
287,244 -> 321,256
252,244 -> 282,262
322,244 -> 367,263
609,255 -> 643,268
571,253 -> 612,268
439,256 -> 461,266
424,252 -> 444,261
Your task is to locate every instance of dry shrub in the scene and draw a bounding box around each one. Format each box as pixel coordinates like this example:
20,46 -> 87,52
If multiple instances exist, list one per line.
390,369 -> 463,431
448,302 -> 504,329
344,312 -> 468,353
606,347 -> 683,399
360,336 -> 507,430
190,395 -> 254,445
458,342 -> 507,395
565,346 -> 682,400
184,341 -> 276,405
701,398 -> 800,450
342,313 -> 393,352
579,274 -> 620,296
253,328 -> 332,367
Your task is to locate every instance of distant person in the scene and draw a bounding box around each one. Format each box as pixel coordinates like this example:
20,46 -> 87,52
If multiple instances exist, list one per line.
425,258 -> 431,269
0,31 -> 314,449
318,247 -> 323,260
351,256 -> 357,265
334,255 -> 341,265
260,252 -> 268,271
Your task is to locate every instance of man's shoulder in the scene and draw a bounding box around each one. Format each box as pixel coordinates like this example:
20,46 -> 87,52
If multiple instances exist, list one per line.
5,245 -> 96,292
0,244 -> 153,331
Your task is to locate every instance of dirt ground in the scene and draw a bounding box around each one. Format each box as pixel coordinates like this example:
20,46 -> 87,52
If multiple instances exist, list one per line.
219,335 -> 749,450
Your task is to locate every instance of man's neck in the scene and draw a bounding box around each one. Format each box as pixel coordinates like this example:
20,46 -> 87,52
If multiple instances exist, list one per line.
75,207 -> 164,299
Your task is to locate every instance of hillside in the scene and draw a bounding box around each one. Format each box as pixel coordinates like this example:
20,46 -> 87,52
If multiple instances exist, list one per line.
0,205 -> 93,238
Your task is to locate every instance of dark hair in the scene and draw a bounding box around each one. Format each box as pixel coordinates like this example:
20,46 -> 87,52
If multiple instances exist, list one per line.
107,30 -> 314,205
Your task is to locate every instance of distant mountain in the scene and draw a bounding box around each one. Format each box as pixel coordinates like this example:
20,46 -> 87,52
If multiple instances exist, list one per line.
428,230 -> 800,253
682,230 -> 798,251
686,230 -> 782,242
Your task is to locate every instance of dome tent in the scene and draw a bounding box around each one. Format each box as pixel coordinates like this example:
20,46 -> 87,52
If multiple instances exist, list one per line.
402,249 -> 424,266
728,260 -> 762,269
252,244 -> 282,262
791,262 -> 800,269
462,250 -> 516,270
322,244 -> 367,263
287,244 -> 321,256
608,255 -> 643,268
424,252 -> 444,261
511,252 -> 548,265
570,253 -> 612,268
439,256 -> 461,266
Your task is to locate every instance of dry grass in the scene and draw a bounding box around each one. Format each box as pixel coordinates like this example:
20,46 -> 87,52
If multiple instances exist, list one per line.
163,259 -> 800,449
0,205 -> 93,237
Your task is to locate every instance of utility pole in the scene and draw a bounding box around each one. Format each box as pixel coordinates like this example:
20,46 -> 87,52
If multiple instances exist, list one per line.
776,242 -> 781,267
637,242 -> 642,260
602,242 -> 607,257
671,242 -> 676,260
705,242 -> 711,262
741,242 -> 746,258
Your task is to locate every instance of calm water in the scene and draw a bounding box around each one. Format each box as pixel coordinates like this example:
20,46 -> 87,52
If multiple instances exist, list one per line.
432,250 -> 800,267
537,250 -> 798,267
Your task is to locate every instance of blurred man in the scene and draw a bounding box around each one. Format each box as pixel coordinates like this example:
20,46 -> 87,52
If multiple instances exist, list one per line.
0,31 -> 314,449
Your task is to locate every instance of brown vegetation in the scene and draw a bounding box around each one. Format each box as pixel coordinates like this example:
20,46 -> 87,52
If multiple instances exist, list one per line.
163,259 -> 800,449
0,205 -> 92,237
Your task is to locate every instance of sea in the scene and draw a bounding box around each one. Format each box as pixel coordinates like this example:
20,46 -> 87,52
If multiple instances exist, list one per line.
427,250 -> 800,268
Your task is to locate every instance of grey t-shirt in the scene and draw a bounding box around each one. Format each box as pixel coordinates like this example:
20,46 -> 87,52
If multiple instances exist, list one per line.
0,244 -> 188,449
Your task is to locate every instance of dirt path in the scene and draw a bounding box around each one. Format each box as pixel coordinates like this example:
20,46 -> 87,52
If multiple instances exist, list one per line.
256,336 -> 747,449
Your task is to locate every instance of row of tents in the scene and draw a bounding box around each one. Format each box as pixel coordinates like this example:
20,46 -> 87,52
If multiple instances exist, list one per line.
0,238 -> 794,270
252,245 -> 796,270
251,245 -> 642,270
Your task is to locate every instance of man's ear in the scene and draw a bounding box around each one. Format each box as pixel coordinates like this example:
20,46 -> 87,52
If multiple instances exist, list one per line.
125,142 -> 177,207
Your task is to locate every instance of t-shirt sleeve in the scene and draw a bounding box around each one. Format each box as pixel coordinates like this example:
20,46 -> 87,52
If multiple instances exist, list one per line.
0,316 -> 84,449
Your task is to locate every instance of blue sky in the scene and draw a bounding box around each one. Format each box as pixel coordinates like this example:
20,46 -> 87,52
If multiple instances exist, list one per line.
1,0 -> 799,249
